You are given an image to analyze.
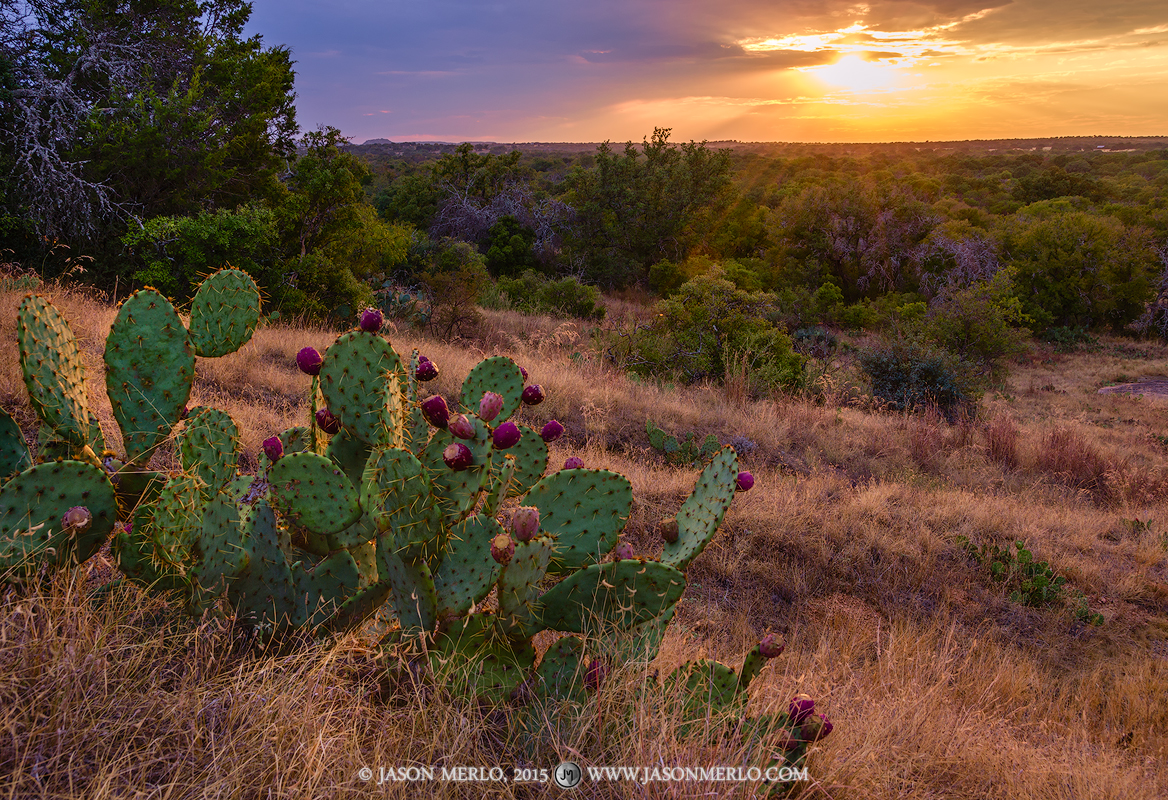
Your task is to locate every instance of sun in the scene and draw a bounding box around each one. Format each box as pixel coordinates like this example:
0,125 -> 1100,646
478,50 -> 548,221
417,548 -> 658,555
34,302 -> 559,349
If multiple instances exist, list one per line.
805,55 -> 899,93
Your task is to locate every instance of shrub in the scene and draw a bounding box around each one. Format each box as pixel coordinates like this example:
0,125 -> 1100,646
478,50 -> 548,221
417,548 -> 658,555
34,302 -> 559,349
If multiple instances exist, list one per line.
858,341 -> 971,415
495,270 -> 605,321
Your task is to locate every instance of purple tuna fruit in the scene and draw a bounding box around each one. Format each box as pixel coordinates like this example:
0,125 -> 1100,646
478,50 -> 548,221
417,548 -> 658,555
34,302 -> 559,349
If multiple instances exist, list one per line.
521,384 -> 544,406
61,506 -> 91,534
789,694 -> 815,725
442,442 -> 473,471
759,633 -> 784,659
490,533 -> 516,566
519,365 -> 529,383
315,407 -> 342,434
613,541 -> 635,561
562,456 -> 584,470
493,421 -> 521,449
584,659 -> 606,692
448,414 -> 476,440
262,436 -> 284,462
296,346 -> 322,376
736,471 -> 755,492
800,714 -> 833,742
359,307 -> 383,333
659,516 -> 679,544
415,359 -> 439,382
421,396 -> 450,429
540,419 -> 564,443
511,506 -> 540,542
479,392 -> 504,423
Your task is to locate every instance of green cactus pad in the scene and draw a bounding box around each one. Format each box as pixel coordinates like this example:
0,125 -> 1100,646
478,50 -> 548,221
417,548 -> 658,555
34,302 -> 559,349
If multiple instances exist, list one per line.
151,472 -> 204,566
534,635 -> 587,702
0,460 -> 118,579
377,544 -> 437,632
318,331 -> 405,445
269,452 -> 362,537
104,289 -> 195,464
667,659 -> 743,718
601,599 -> 676,665
404,350 -> 430,450
432,612 -> 536,704
111,523 -> 189,594
290,548 -> 362,629
537,559 -> 686,636
738,644 -> 768,695
524,468 -> 632,575
315,578 -> 393,637
233,498 -> 301,631
661,446 -> 739,572
258,426 -> 311,474
176,406 -> 240,496
420,419 -> 492,526
458,356 -> 525,422
325,428 -> 371,490
189,489 -> 250,599
497,534 -> 555,639
489,425 -> 547,499
0,408 -> 31,478
362,446 -> 445,561
483,454 -> 516,519
17,294 -> 89,446
432,514 -> 504,620
187,268 -> 262,358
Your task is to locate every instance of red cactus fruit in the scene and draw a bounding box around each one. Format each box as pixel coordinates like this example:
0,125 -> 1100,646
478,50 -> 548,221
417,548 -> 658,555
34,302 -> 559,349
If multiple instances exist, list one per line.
296,346 -> 322,376
736,471 -> 754,491
421,396 -> 450,429
789,694 -> 815,725
262,436 -> 283,462
493,421 -> 521,449
519,365 -> 529,383
415,359 -> 439,382
479,391 -> 504,423
511,506 -> 540,542
759,633 -> 784,659
521,384 -> 544,405
800,713 -> 832,742
540,419 -> 564,443
359,307 -> 383,333
613,541 -> 635,560
562,456 -> 584,470
490,533 -> 516,566
448,414 -> 476,439
315,408 -> 341,434
442,442 -> 473,470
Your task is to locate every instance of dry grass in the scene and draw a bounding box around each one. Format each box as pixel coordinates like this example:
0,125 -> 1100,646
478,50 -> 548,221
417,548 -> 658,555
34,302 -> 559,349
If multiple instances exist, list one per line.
2,284 -> 1167,798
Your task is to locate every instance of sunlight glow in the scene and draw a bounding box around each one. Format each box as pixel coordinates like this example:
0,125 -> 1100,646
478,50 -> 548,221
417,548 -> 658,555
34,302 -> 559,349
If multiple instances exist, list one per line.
802,55 -> 900,93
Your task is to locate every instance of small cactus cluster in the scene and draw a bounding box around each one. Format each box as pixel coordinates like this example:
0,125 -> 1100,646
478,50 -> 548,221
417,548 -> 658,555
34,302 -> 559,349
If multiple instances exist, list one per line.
646,419 -> 722,467
0,276 -> 828,764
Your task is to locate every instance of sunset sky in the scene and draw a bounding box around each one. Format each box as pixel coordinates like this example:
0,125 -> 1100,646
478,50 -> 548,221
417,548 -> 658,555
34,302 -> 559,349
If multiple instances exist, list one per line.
245,0 -> 1168,144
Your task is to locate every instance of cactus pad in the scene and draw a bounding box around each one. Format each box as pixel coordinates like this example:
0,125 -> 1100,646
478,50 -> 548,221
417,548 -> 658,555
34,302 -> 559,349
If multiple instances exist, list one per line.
104,290 -> 194,464
0,408 -> 31,478
17,295 -> 89,446
458,356 -> 524,422
497,534 -> 555,638
432,514 -> 504,619
489,424 -> 548,499
187,268 -> 262,358
420,418 -> 492,525
319,331 -> 405,445
269,452 -> 362,537
0,460 -> 118,579
534,635 -> 587,701
524,468 -> 632,575
432,612 -> 536,704
538,559 -> 686,635
176,406 -> 240,496
661,446 -> 739,572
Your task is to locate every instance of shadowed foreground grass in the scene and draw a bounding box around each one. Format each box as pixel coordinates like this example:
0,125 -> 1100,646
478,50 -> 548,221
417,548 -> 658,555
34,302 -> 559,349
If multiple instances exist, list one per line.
1,283 -> 1166,798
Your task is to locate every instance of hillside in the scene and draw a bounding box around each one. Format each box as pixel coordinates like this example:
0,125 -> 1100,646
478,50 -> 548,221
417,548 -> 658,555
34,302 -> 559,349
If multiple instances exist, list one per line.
1,281 -> 1167,798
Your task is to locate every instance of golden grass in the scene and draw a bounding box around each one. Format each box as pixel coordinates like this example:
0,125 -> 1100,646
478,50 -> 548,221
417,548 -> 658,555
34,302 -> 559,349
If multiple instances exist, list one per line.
1,285 -> 1167,797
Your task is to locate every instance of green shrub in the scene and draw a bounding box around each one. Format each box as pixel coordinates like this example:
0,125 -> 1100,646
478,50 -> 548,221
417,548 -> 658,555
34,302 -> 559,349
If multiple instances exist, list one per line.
495,270 -> 605,321
858,341 -> 971,414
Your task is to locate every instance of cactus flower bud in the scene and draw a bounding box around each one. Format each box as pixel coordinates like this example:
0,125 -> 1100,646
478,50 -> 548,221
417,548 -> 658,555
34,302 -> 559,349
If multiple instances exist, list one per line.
296,346 -> 322,376
584,658 -> 606,692
789,694 -> 815,725
759,633 -> 784,659
736,471 -> 754,492
448,414 -> 476,440
659,516 -> 679,544
562,456 -> 584,470
421,396 -> 449,429
479,391 -> 504,423
315,407 -> 341,434
800,713 -> 833,742
359,307 -> 383,333
415,359 -> 439,382
511,506 -> 540,542
493,421 -> 521,449
521,384 -> 544,406
613,541 -> 635,560
442,442 -> 473,471
540,419 -> 564,443
490,533 -> 516,566
61,506 -> 91,533
262,436 -> 283,462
